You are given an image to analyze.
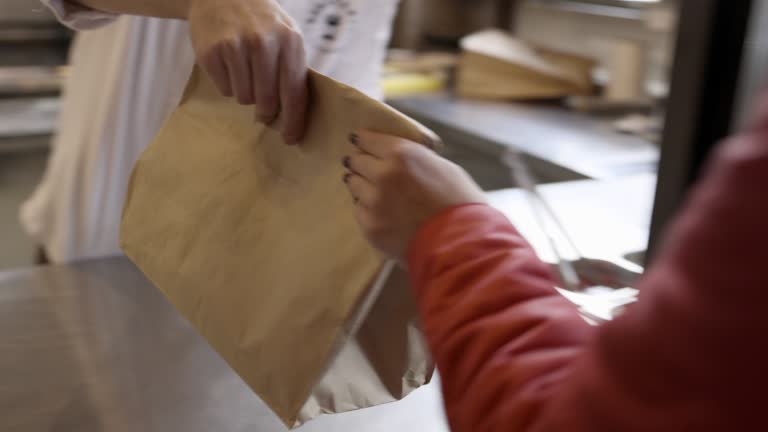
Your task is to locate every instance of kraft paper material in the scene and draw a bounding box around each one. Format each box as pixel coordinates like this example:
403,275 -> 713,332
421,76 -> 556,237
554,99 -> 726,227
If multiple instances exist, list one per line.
121,67 -> 436,427
458,29 -> 595,100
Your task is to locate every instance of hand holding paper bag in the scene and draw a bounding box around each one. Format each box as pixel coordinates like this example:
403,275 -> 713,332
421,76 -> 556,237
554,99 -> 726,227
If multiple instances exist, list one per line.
188,0 -> 309,142
121,67 -> 436,427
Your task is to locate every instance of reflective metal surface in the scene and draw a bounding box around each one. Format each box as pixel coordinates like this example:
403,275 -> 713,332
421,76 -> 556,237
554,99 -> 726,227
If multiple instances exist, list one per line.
487,174 -> 655,265
390,94 -> 659,183
1,177 -> 654,431
0,258 -> 447,432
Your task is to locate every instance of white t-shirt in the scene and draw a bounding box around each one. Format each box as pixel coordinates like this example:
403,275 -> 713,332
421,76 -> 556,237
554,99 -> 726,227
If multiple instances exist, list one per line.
24,0 -> 399,262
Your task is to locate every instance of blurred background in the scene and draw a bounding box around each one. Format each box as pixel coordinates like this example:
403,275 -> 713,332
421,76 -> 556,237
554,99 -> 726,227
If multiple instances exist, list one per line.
0,0 -> 681,268
0,0 -> 68,267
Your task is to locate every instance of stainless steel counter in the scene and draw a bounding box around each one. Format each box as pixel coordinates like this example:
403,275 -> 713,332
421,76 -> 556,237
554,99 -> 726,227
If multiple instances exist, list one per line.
390,95 -> 659,188
0,257 -> 448,432
0,176 -> 656,431
488,173 -> 655,264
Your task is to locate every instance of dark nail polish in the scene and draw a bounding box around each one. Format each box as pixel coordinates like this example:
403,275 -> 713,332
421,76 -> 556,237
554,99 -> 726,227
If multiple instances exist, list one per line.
349,133 -> 359,145
238,96 -> 254,106
343,156 -> 351,169
256,108 -> 278,124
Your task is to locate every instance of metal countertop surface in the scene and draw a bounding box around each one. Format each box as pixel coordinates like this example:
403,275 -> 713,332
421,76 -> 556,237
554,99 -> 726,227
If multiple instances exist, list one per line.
0,258 -> 448,432
0,176 -> 656,431
390,95 -> 660,181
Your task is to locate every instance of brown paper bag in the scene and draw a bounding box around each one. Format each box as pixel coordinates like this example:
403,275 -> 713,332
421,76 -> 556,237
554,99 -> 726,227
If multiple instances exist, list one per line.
120,67 -> 436,427
457,29 -> 595,100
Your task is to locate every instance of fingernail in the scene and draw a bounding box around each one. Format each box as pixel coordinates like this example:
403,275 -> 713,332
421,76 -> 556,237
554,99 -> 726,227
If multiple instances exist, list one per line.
343,173 -> 351,183
349,133 -> 359,145
256,112 -> 277,124
238,96 -> 254,105
342,156 -> 351,169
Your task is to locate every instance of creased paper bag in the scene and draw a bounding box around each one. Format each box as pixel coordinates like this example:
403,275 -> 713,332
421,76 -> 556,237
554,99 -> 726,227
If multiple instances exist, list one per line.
120,67 -> 436,427
458,29 -> 595,100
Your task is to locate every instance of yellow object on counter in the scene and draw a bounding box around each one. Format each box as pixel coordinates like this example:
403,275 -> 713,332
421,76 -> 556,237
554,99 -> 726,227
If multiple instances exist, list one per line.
382,72 -> 446,98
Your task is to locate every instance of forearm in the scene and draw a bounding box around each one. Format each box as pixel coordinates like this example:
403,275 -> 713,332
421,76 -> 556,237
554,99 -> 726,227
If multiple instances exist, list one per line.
70,0 -> 192,19
411,120 -> 768,431
409,204 -> 592,432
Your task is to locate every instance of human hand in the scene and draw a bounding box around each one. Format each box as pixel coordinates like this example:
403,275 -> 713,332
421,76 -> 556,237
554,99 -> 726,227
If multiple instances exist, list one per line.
342,130 -> 487,260
188,0 -> 308,144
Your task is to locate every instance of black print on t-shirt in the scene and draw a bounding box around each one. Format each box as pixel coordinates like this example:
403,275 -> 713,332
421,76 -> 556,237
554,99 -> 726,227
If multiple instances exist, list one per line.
305,0 -> 358,52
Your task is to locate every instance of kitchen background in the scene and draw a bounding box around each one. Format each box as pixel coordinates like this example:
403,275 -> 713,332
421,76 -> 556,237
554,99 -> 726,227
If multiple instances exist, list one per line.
0,0 -> 67,267
0,0 -> 678,269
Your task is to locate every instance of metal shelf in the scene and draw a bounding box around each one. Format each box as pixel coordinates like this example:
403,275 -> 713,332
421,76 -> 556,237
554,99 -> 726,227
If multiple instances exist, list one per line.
0,96 -> 58,153
0,66 -> 63,96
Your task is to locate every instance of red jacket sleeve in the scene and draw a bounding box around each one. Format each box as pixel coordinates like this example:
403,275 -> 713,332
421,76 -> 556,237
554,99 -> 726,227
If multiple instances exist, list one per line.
408,121 -> 768,431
